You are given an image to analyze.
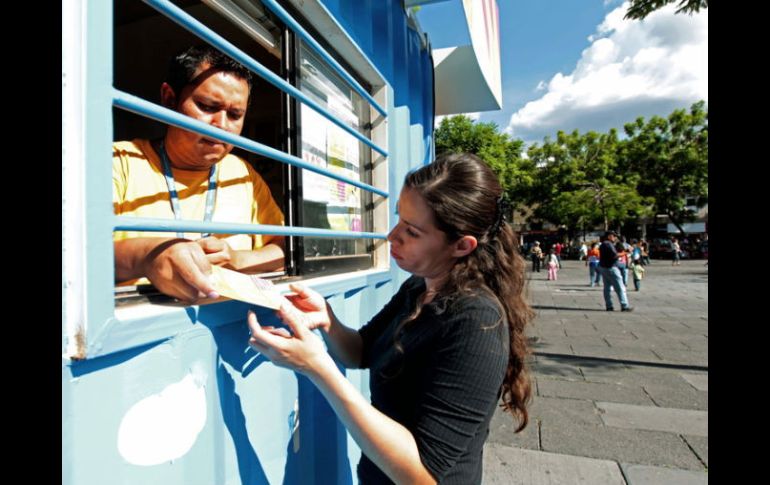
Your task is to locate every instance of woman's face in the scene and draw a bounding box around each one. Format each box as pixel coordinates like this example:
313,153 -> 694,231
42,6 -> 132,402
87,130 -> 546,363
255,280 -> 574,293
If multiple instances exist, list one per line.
387,188 -> 459,280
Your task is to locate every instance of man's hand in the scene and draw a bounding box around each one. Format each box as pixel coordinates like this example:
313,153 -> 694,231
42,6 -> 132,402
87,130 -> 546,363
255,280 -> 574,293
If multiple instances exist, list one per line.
197,236 -> 234,266
141,239 -> 220,303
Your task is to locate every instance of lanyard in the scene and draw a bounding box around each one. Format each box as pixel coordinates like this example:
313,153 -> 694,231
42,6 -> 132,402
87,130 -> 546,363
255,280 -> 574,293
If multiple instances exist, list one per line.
158,139 -> 218,238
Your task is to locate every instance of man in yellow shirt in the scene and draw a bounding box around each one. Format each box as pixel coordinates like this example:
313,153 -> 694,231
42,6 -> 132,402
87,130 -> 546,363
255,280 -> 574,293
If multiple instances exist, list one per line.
113,45 -> 284,303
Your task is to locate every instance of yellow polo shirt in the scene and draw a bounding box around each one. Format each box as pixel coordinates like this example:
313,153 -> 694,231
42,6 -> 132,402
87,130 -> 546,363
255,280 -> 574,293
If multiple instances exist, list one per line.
113,139 -> 284,284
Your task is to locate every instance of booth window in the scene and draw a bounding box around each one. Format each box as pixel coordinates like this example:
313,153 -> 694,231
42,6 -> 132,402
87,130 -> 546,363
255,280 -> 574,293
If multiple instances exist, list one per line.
112,0 -> 386,303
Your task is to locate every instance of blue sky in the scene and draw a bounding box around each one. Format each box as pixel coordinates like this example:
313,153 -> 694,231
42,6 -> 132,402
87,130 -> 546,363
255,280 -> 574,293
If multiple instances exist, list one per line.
415,0 -> 708,145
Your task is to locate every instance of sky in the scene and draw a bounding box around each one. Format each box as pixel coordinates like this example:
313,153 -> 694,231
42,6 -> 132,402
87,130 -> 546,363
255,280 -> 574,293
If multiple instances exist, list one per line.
415,0 -> 708,146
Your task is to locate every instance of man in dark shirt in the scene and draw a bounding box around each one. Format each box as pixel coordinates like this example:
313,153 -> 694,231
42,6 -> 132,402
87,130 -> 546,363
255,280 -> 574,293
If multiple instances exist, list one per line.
598,231 -> 633,311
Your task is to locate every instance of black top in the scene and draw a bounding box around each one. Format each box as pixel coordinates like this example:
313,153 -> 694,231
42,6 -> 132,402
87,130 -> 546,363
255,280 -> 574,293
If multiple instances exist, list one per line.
599,240 -> 619,268
357,276 -> 509,484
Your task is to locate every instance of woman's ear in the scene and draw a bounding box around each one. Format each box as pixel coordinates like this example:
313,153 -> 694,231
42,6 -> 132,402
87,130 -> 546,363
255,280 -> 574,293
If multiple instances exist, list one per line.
452,235 -> 478,258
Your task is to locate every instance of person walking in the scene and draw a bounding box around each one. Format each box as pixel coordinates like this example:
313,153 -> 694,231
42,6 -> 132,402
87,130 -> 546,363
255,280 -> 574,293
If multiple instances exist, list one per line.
554,242 -> 563,268
615,241 -> 629,287
598,231 -> 633,312
672,238 -> 682,266
579,241 -> 588,263
630,258 -> 645,291
587,242 -> 601,287
545,248 -> 559,281
530,241 -> 543,273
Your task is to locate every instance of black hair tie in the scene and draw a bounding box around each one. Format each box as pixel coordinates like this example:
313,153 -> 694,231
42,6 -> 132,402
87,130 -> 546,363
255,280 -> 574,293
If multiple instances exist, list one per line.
489,195 -> 509,238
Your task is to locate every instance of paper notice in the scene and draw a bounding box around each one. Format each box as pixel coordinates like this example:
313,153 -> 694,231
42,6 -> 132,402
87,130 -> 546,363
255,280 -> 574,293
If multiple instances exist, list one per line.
209,266 -> 285,310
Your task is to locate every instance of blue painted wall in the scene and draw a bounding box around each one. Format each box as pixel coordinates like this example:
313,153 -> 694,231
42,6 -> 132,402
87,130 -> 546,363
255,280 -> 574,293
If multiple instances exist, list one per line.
62,2 -> 434,484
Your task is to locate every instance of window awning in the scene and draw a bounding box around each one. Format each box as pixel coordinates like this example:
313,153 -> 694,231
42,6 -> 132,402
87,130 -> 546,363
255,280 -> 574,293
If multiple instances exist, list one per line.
412,0 -> 502,115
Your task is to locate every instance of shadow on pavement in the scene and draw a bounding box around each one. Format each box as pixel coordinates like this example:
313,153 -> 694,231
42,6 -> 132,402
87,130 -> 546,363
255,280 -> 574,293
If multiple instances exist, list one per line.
535,352 -> 708,371
532,305 -> 606,312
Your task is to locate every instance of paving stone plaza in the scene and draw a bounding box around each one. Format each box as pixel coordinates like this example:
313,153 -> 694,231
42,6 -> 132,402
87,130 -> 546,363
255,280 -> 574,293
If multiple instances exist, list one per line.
483,259 -> 708,485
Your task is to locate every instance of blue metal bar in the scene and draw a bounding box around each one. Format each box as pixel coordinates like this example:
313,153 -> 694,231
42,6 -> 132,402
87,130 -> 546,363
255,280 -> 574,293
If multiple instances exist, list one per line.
405,0 -> 452,6
142,0 -> 388,158
260,0 -> 386,117
114,217 -> 388,240
113,89 -> 389,198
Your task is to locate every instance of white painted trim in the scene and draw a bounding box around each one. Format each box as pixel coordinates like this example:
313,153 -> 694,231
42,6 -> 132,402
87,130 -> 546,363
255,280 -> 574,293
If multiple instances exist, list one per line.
114,269 -> 392,322
201,0 -> 282,57
62,0 -> 87,360
283,0 -> 387,90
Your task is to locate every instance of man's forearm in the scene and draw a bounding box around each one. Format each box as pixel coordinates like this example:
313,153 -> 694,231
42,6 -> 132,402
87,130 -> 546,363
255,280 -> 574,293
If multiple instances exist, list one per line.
228,241 -> 285,273
114,238 -> 178,282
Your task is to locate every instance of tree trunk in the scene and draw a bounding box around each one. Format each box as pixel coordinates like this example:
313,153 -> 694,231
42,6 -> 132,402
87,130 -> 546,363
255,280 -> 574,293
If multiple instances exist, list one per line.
668,211 -> 686,237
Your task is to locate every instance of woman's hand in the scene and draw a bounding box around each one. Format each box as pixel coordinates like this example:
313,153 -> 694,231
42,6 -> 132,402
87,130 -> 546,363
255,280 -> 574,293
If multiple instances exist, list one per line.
247,306 -> 334,377
281,283 -> 334,333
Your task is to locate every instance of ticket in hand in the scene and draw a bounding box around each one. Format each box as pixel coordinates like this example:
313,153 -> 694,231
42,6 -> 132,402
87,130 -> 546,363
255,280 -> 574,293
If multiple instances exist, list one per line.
209,265 -> 285,309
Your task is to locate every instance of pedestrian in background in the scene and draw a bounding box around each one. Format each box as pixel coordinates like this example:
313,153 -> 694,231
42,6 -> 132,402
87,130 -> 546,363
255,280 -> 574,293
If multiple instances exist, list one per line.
630,258 -> 645,291
598,231 -> 633,312
615,241 -> 629,287
672,238 -> 682,266
530,241 -> 543,273
587,242 -> 601,287
546,248 -> 559,281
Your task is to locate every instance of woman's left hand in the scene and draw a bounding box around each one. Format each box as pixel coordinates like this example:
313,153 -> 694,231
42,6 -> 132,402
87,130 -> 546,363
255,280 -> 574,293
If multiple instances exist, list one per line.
247,304 -> 333,376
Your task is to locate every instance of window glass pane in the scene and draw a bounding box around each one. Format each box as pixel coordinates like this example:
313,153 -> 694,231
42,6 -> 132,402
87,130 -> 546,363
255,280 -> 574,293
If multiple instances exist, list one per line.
298,42 -> 372,271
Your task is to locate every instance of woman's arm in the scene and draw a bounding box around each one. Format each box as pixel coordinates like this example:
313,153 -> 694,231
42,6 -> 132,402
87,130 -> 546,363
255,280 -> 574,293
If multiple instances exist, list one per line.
248,310 -> 436,485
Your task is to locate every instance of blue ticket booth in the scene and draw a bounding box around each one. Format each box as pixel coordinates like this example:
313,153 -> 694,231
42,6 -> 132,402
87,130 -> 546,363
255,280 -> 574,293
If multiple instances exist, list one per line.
62,1 -> 501,483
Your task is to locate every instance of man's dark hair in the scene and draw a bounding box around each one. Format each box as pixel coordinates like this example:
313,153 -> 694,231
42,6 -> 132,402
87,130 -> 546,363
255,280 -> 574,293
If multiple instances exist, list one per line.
166,45 -> 253,96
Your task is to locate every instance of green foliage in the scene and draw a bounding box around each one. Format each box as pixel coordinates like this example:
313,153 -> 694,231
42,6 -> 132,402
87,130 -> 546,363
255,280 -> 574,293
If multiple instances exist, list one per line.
525,129 -> 654,233
624,0 -> 708,20
621,101 -> 708,234
431,103 -> 707,237
434,115 -> 531,211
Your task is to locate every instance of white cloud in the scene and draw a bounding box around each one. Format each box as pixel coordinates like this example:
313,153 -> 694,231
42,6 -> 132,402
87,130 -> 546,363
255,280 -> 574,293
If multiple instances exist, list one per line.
506,2 -> 707,145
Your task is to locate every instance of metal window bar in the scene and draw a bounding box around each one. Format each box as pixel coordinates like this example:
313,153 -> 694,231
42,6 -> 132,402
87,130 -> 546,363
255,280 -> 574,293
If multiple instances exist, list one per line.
142,0 -> 388,158
114,217 -> 387,240
259,0 -> 387,117
113,89 -> 388,198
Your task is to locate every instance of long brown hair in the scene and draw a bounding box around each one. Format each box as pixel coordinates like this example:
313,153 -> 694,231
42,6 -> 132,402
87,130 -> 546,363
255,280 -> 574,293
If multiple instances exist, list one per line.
401,152 -> 534,432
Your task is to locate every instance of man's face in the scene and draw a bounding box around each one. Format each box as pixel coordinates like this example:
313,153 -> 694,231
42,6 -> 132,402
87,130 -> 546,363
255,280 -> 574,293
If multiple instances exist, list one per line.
162,63 -> 249,170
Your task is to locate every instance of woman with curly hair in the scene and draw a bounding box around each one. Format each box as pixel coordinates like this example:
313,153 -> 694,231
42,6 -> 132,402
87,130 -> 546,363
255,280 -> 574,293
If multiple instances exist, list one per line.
248,153 -> 534,484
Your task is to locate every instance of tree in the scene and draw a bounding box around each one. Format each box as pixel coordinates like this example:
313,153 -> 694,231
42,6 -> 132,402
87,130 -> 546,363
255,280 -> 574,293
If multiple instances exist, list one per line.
624,0 -> 708,20
620,101 -> 708,236
526,130 -> 653,239
434,115 -> 533,212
